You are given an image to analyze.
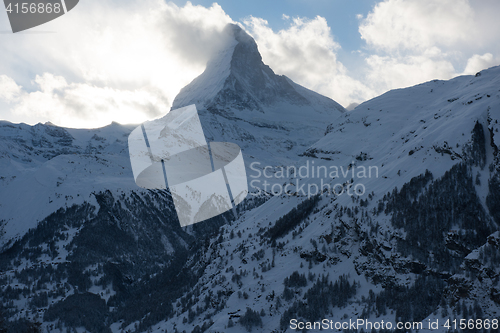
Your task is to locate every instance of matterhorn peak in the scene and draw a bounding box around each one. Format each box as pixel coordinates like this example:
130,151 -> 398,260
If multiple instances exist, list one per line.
171,23 -> 345,164
222,23 -> 262,70
223,23 -> 256,49
172,23 -> 344,114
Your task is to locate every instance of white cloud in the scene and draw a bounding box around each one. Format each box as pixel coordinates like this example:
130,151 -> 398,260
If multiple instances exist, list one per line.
0,0 -> 233,128
463,53 -> 499,75
243,15 -> 375,106
358,0 -> 500,94
365,55 -> 456,89
359,0 -> 474,52
2,73 -> 170,128
0,75 -> 22,102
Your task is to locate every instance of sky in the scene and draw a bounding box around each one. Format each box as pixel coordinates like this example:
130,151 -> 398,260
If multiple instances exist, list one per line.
0,0 -> 499,128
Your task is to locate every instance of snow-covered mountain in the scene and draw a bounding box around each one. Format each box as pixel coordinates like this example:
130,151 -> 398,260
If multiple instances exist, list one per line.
1,22 -> 500,333
0,24 -> 342,249
173,24 -> 345,166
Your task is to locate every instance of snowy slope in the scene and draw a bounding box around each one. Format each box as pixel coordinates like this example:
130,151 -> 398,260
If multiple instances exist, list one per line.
0,121 -> 136,249
302,66 -> 500,207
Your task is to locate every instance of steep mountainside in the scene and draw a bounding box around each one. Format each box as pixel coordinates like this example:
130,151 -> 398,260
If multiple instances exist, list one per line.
143,66 -> 500,333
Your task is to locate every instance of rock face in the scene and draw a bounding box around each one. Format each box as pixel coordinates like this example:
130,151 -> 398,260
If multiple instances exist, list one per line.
173,24 -> 345,165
